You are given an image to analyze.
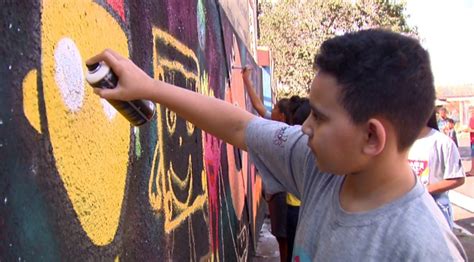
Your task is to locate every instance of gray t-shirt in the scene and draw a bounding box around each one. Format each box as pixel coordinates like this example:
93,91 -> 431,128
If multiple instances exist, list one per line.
245,118 -> 466,261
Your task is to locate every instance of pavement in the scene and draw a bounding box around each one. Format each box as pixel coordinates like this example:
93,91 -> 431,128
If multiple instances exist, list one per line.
251,218 -> 280,262
251,132 -> 474,261
452,131 -> 474,260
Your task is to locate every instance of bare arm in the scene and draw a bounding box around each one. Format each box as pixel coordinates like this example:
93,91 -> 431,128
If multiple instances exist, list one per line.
242,68 -> 268,117
427,177 -> 465,194
87,49 -> 255,150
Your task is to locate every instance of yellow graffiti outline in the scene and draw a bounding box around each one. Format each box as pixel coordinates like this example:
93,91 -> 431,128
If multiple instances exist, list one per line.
152,28 -> 200,75
166,108 -> 177,133
148,142 -> 163,211
186,121 -> 195,136
148,27 -> 209,233
168,156 -> 192,192
22,69 -> 41,133
160,60 -> 199,83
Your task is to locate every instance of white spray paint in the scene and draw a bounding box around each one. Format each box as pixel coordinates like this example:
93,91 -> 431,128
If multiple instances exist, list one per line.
100,99 -> 118,120
54,38 -> 85,112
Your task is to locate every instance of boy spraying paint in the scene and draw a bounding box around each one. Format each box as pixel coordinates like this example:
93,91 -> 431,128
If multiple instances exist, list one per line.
87,29 -> 466,260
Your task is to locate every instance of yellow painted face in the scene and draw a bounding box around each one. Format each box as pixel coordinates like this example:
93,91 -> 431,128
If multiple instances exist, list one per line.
148,27 -> 209,233
22,0 -> 130,245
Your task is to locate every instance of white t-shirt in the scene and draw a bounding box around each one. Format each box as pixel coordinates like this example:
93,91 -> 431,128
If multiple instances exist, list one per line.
408,128 -> 465,201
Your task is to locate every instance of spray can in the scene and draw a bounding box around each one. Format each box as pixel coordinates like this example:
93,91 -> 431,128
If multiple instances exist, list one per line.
85,62 -> 156,126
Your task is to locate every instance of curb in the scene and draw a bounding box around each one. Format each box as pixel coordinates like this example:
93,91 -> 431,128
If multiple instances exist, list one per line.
451,191 -> 474,213
454,222 -> 473,237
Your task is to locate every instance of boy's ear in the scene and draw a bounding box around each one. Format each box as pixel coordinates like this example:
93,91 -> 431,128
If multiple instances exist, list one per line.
362,118 -> 386,156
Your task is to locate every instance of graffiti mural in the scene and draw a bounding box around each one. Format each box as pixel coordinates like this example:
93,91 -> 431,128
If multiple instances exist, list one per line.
0,0 -> 266,260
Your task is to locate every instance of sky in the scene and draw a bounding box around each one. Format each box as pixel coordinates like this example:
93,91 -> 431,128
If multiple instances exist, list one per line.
404,0 -> 474,86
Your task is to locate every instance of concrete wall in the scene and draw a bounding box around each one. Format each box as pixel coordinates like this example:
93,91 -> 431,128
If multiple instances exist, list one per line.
0,0 -> 266,260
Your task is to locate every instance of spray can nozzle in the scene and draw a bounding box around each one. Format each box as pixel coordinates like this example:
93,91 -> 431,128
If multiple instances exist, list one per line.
86,63 -> 100,72
85,61 -> 156,126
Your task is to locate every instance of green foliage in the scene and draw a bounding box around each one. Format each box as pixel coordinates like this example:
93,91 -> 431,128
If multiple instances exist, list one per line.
258,0 -> 418,99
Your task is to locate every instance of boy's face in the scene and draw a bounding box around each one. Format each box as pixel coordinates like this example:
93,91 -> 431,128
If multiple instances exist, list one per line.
302,72 -> 365,175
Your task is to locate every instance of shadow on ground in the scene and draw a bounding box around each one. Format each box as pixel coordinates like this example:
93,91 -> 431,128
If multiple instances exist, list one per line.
455,217 -> 474,260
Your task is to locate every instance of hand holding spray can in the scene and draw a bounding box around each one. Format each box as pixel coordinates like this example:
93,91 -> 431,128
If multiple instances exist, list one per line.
85,62 -> 156,126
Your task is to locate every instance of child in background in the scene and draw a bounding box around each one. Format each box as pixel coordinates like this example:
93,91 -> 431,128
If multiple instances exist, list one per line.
408,112 -> 465,228
241,67 -> 289,261
242,68 -> 311,261
87,29 -> 466,260
437,107 -> 449,131
444,118 -> 458,147
285,96 -> 310,261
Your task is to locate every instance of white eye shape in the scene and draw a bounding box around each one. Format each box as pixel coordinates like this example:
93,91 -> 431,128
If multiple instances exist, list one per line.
54,38 -> 84,112
54,37 -> 117,120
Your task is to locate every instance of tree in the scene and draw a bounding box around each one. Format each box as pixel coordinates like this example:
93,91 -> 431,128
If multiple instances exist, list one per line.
258,0 -> 418,99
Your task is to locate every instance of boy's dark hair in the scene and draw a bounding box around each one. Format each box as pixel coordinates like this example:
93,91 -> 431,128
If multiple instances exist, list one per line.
447,118 -> 455,124
314,29 -> 435,150
289,96 -> 311,125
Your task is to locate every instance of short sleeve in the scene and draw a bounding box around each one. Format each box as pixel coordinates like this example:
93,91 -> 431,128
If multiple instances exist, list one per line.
245,118 -> 314,198
442,138 -> 465,180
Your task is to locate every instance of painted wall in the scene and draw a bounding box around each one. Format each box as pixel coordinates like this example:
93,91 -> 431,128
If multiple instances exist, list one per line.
0,0 -> 266,260
258,47 -> 274,112
218,0 -> 258,57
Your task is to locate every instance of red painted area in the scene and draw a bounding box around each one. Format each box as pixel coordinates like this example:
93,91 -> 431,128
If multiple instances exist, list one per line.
257,47 -> 271,67
226,38 -> 250,220
203,132 -> 222,253
106,0 -> 125,21
250,165 -> 262,230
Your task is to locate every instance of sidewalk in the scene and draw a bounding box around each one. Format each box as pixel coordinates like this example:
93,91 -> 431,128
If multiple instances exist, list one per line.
453,204 -> 474,259
251,218 -> 280,262
453,135 -> 474,259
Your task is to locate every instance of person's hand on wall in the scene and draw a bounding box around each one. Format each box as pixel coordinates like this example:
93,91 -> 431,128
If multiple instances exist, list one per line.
239,66 -> 267,118
86,49 -> 155,101
241,66 -> 253,86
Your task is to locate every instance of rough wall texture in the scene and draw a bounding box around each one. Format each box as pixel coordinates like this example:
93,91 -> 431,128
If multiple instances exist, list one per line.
0,0 -> 266,260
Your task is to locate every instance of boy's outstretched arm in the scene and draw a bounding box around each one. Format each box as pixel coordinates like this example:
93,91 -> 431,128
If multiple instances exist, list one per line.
87,49 -> 255,150
242,68 -> 268,117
